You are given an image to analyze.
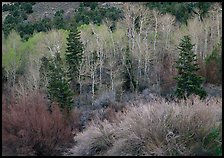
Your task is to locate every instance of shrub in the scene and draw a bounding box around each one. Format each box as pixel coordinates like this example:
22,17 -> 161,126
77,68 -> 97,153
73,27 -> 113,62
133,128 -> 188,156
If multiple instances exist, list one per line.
67,96 -> 222,156
2,91 -> 74,156
93,91 -> 116,108
205,43 -> 222,84
65,120 -> 117,156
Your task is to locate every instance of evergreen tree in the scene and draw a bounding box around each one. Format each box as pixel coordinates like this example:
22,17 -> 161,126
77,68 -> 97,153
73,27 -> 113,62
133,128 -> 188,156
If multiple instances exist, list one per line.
65,23 -> 84,83
174,35 -> 207,99
122,46 -> 137,92
53,10 -> 65,29
47,53 -> 74,113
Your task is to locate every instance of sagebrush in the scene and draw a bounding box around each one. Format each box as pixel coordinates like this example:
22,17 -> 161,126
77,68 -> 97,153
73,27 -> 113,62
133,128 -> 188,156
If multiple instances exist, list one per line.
67,96 -> 222,156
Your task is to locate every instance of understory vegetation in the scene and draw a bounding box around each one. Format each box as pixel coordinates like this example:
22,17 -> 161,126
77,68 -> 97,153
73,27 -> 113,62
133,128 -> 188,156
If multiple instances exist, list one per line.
65,96 -> 222,156
2,2 -> 222,156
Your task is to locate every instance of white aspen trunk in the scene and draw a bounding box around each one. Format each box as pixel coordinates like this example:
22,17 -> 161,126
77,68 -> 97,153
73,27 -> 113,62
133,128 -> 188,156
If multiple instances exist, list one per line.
204,24 -> 208,59
13,63 -> 16,87
78,64 -> 82,95
162,23 -> 165,46
91,26 -> 103,90
211,11 -> 215,40
164,24 -> 168,48
153,10 -> 158,55
199,20 -> 203,56
91,66 -> 95,105
99,53 -> 102,90
110,67 -> 114,91
131,24 -> 135,55
108,26 -> 116,57
166,23 -> 171,49
217,11 -> 220,41
136,17 -> 144,89
143,28 -> 150,82
153,10 -> 160,93
107,23 -> 116,92
193,23 -> 198,55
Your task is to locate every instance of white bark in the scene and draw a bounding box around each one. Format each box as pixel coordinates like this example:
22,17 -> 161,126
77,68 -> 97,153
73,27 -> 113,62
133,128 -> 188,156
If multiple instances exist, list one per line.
91,25 -> 103,90
153,10 -> 158,55
204,24 -> 208,59
217,10 -> 220,40
91,68 -> 95,104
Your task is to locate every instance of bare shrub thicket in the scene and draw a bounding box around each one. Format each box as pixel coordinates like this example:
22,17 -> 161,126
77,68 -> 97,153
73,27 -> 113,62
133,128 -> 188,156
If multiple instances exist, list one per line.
64,120 -> 117,156
2,91 -> 78,156
93,91 -> 116,108
67,96 -> 222,156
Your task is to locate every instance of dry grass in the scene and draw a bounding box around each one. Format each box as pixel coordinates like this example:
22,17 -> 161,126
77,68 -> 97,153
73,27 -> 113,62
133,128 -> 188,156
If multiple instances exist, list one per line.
66,120 -> 117,156
67,96 -> 222,156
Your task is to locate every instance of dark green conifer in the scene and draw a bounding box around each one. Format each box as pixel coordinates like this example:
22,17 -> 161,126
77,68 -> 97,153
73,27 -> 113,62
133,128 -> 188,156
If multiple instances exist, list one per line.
174,35 -> 207,99
65,23 -> 84,81
122,46 -> 137,92
47,53 -> 74,113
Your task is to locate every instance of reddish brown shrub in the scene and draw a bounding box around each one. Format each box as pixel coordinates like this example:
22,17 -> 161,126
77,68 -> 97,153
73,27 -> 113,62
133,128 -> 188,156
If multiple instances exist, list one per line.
104,107 -> 117,122
205,59 -> 221,84
64,107 -> 82,134
196,57 -> 206,79
2,91 -> 74,156
160,52 -> 177,95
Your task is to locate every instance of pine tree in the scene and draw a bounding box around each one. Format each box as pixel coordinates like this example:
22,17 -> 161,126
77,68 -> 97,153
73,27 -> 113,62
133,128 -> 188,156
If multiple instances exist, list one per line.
122,46 -> 137,92
174,35 -> 207,99
65,23 -> 84,81
47,53 -> 74,113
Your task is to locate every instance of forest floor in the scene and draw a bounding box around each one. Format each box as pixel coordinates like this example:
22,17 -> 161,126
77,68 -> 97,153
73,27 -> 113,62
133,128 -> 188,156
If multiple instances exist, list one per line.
204,83 -> 222,97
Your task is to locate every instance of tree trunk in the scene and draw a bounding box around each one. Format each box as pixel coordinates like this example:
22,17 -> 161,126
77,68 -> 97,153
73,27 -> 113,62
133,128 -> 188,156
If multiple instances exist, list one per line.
91,25 -> 103,90
204,24 -> 208,59
91,66 -> 95,105
217,10 -> 220,41
153,10 -> 158,55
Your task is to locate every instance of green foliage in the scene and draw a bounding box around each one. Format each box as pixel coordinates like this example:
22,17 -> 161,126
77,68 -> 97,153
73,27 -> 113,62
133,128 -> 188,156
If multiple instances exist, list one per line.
53,10 -> 65,30
74,3 -> 123,27
2,4 -> 11,12
2,2 -> 123,41
203,126 -> 222,156
65,24 -> 84,80
2,48 -> 22,86
3,15 -> 18,37
17,23 -> 34,41
2,31 -> 23,72
83,2 -> 98,10
20,31 -> 44,55
20,2 -> 33,14
146,2 -> 212,25
174,35 -> 207,99
33,17 -> 52,32
193,2 -> 212,21
2,2 -> 34,39
46,53 -> 74,113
